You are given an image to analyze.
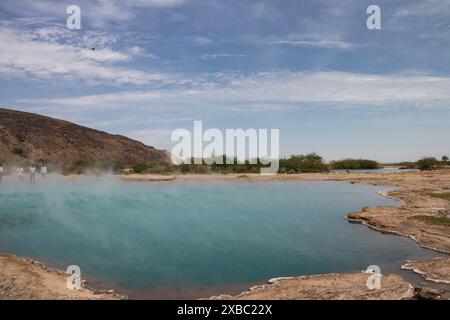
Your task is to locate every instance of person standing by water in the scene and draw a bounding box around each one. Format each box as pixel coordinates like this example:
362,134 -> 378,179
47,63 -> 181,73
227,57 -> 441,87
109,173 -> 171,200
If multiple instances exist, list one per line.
41,165 -> 47,178
17,167 -> 24,183
0,165 -> 3,183
30,166 -> 36,183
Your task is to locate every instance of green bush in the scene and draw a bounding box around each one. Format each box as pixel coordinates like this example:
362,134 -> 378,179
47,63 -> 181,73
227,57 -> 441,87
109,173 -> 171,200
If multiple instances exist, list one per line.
416,157 -> 440,171
72,158 -> 94,174
132,163 -> 151,174
111,162 -> 124,173
180,163 -> 191,173
410,215 -> 450,227
132,161 -> 174,174
330,159 -> 379,170
94,159 -> 123,173
11,148 -> 24,156
426,193 -> 450,201
177,163 -> 209,174
279,153 -> 329,173
148,161 -> 174,174
133,153 -> 329,175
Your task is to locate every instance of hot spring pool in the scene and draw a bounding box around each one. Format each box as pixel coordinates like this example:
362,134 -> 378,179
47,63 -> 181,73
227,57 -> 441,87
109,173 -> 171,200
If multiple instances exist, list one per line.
0,177 -> 439,296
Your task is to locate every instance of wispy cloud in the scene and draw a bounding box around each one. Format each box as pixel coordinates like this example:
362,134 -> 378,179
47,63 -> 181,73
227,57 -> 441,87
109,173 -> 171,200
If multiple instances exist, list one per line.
192,36 -> 213,46
86,0 -> 187,25
0,24 -> 167,85
128,46 -> 159,59
390,0 -> 450,41
126,0 -> 186,7
0,0 -> 187,28
200,53 -> 247,60
16,71 -> 450,109
394,0 -> 450,17
268,39 -> 355,49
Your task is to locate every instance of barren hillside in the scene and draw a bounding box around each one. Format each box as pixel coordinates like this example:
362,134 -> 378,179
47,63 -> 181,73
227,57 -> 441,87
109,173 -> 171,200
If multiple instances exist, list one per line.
0,108 -> 169,166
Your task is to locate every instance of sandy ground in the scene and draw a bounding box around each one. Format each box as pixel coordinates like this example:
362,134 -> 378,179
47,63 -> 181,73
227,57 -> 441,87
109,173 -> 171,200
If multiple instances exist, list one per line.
402,257 -> 450,284
1,170 -> 449,299
209,273 -> 414,300
0,254 -> 125,300
120,174 -> 177,182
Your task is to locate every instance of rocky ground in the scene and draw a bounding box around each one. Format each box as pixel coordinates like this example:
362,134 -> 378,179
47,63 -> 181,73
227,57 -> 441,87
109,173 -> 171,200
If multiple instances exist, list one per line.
342,172 -> 450,254
402,257 -> 450,284
209,273 -> 414,300
0,254 -> 125,300
0,108 -> 168,166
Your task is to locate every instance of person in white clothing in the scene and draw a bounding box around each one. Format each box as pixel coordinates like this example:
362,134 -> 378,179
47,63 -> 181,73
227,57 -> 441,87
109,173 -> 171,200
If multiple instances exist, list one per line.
0,166 -> 3,183
40,165 -> 47,178
30,166 -> 36,183
17,167 -> 24,183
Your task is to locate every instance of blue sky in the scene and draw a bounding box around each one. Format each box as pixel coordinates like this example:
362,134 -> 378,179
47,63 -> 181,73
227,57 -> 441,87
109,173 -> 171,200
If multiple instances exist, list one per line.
1,0 -> 450,162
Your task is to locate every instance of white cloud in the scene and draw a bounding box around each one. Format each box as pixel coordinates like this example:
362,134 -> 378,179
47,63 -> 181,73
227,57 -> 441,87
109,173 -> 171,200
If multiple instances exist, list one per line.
20,91 -> 164,107
91,0 -> 133,23
16,71 -> 450,109
82,32 -> 119,48
200,53 -> 247,60
390,0 -> 450,41
128,46 -> 159,59
0,26 -> 167,85
126,0 -> 186,7
0,0 -> 186,28
79,48 -> 129,62
268,39 -> 355,49
395,0 -> 450,17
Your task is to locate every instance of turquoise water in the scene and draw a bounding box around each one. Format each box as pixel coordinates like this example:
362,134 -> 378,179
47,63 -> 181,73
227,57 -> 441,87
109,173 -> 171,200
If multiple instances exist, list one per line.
0,177 -> 438,291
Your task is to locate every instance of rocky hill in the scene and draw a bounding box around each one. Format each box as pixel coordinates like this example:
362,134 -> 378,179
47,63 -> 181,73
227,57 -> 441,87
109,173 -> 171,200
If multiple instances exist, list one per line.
0,108 -> 169,167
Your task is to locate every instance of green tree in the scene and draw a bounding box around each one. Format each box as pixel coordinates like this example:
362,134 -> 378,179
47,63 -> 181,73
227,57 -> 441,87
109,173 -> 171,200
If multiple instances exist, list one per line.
132,163 -> 150,174
279,153 -> 329,173
416,157 -> 439,171
442,155 -> 449,164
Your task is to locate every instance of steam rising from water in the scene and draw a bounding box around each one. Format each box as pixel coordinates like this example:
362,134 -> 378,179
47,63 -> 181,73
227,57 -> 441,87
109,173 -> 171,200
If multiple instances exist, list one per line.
0,177 -> 440,288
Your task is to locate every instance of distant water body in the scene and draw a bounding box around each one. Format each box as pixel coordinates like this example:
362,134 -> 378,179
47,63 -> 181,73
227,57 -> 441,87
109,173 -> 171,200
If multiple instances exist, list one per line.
0,177 -> 439,294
